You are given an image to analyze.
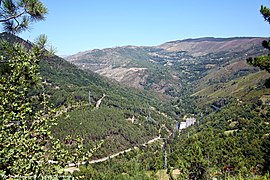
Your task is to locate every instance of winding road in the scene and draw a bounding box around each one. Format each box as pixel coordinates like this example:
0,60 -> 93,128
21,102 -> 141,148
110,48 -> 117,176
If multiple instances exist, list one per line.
60,106 -> 172,173
67,136 -> 162,167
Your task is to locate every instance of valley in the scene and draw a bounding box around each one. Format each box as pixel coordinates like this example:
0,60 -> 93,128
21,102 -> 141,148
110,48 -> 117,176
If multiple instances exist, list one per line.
1,33 -> 270,179
64,36 -> 270,179
2,1 -> 270,179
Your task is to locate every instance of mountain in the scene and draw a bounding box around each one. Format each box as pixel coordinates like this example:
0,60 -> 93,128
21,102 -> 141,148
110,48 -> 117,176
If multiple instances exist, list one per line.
158,37 -> 264,56
66,37 -> 267,98
66,46 -> 181,95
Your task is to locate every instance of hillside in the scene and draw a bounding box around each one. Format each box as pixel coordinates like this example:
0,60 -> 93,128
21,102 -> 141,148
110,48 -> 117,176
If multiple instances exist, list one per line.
66,37 -> 267,98
64,36 -> 270,179
0,32 -> 174,158
158,37 -> 265,56
66,46 -> 181,95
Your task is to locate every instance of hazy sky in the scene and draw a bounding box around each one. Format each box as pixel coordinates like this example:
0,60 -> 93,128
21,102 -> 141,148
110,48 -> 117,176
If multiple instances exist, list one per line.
19,0 -> 270,55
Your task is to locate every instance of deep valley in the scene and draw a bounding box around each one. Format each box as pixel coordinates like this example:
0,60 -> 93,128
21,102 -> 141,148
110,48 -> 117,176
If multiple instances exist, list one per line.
1,33 -> 270,179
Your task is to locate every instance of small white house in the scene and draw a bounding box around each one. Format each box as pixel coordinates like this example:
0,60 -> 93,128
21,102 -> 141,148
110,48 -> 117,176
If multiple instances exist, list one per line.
179,122 -> 187,130
179,117 -> 196,132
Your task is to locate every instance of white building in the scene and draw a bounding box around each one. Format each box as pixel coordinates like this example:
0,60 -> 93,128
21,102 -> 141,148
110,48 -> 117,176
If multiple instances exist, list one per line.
179,122 -> 187,130
186,117 -> 196,127
179,117 -> 196,131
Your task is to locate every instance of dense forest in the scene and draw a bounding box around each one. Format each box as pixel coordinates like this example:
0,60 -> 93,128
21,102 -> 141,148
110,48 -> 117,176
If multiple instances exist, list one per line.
71,99 -> 270,179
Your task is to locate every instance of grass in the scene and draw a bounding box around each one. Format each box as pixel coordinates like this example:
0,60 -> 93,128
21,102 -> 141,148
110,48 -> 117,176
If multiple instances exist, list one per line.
192,71 -> 270,106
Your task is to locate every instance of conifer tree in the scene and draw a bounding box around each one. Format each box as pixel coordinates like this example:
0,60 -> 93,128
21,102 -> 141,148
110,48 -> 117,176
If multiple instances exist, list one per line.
0,0 -> 48,34
247,4 -> 270,87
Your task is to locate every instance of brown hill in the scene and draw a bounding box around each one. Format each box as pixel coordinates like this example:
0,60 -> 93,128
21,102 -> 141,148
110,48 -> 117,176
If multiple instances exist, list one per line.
66,37 -> 267,97
158,37 -> 265,56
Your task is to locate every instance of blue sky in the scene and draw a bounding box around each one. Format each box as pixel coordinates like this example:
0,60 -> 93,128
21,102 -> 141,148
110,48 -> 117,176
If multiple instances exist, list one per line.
19,0 -> 270,55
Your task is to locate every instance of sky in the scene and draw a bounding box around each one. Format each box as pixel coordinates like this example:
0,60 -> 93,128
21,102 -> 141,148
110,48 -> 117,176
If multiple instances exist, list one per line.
18,0 -> 270,55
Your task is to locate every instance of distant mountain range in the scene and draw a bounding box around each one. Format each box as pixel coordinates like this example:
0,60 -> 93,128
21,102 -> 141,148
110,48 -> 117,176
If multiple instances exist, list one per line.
66,37 -> 268,98
158,37 -> 265,56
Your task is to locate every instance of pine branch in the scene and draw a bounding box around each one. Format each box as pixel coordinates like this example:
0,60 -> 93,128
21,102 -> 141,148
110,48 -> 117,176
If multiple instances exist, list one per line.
0,10 -> 25,22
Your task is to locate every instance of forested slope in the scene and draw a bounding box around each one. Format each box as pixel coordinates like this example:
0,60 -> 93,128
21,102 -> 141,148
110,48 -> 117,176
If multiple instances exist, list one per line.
0,32 -> 174,159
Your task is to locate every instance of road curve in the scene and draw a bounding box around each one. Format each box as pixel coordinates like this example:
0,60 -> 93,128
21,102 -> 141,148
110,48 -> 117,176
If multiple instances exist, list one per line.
68,136 -> 162,167
89,136 -> 161,164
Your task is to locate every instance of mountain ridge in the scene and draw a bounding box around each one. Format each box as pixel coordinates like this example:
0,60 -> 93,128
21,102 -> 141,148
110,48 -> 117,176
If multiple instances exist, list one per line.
66,36 -> 267,97
67,36 -> 265,53
165,36 -> 265,43
157,36 -> 265,56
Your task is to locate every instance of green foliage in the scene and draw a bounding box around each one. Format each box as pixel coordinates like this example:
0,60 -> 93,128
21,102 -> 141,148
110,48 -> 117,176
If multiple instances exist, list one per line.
247,3 -> 270,87
52,106 -> 167,158
168,102 -> 270,179
0,36 -> 93,177
261,5 -> 270,24
74,143 -> 164,179
0,33 -> 176,176
247,55 -> 270,73
0,1 -> 88,176
0,41 -> 52,175
0,0 -> 48,34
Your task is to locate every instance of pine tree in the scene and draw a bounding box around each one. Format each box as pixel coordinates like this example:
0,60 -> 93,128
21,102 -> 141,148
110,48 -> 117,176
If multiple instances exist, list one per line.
0,0 -> 48,34
247,4 -> 270,87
